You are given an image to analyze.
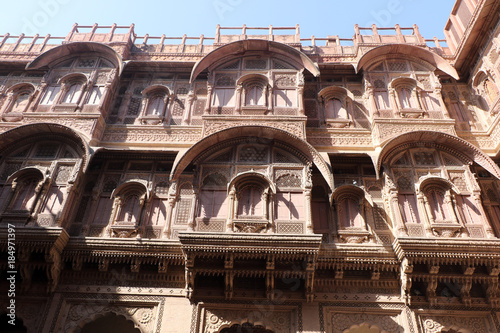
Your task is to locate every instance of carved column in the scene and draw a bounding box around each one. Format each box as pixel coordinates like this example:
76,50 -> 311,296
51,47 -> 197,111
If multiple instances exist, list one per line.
182,91 -> 195,125
187,185 -> 199,232
30,177 -> 49,223
417,192 -> 433,236
297,86 -> 305,115
422,192 -> 435,225
234,84 -> 243,114
268,190 -> 275,233
0,91 -> 14,114
162,198 -> 176,239
50,82 -> 66,111
472,192 -> 496,238
388,87 -> 399,116
304,189 -> 313,234
1,181 -> 18,214
268,86 -> 274,113
105,197 -> 122,236
204,84 -> 213,115
81,185 -> 101,236
444,190 -> 459,224
165,93 -> 177,124
226,186 -> 236,233
434,86 -> 451,119
389,189 -> 408,236
385,173 -> 408,236
161,181 -> 177,238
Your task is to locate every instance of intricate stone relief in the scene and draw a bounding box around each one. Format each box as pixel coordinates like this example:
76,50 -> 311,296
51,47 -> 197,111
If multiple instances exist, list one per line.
61,303 -> 156,333
420,314 -> 490,333
203,308 -> 292,333
101,127 -> 202,143
21,117 -> 98,137
306,131 -> 373,146
329,312 -> 402,333
372,121 -> 456,145
203,119 -> 305,138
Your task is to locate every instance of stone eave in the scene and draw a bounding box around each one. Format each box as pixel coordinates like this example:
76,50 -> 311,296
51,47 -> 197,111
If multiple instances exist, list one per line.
0,227 -> 69,252
179,232 -> 322,256
393,237 -> 500,264
317,243 -> 398,266
62,237 -> 184,261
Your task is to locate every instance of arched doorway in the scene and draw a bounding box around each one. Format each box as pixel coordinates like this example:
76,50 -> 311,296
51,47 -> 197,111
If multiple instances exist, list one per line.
220,323 -> 274,333
79,313 -> 141,333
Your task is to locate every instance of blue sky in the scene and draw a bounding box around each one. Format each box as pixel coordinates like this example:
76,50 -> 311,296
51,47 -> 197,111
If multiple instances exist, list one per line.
1,0 -> 456,41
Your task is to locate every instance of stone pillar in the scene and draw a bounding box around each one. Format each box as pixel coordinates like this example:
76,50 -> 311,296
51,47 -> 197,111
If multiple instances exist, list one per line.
472,192 -> 496,238
304,188 -> 313,234
389,189 -> 408,236
187,185 -> 198,232
388,87 -> 399,116
417,192 -> 433,236
226,187 -> 236,232
298,86 -> 305,115
162,181 -> 177,238
366,85 -> 379,118
0,91 -> 14,114
204,84 -> 213,115
182,91 -> 195,125
234,84 -> 243,114
162,197 -> 176,238
434,86 -> 451,119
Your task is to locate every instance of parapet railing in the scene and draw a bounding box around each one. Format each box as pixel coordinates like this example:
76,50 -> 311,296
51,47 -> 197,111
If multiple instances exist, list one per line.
0,23 -> 452,56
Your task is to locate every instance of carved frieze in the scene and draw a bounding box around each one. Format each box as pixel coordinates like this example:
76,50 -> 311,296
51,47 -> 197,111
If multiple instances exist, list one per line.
101,127 -> 202,144
327,310 -> 402,333
419,314 -> 491,333
372,120 -> 457,146
203,117 -> 306,139
306,130 -> 373,147
202,307 -> 293,333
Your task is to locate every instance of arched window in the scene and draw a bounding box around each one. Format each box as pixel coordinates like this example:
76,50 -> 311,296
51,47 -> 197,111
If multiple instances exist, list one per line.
333,186 -> 370,243
146,95 -> 166,116
244,85 -> 265,106
10,92 -> 31,113
237,184 -> 264,217
113,186 -> 146,225
238,75 -> 270,112
10,175 -> 41,211
318,87 -> 353,127
337,194 -> 363,228
139,86 -> 171,124
325,98 -> 348,119
62,82 -> 83,104
420,180 -> 459,225
333,186 -> 366,230
109,183 -> 148,237
40,86 -> 61,105
398,87 -> 414,109
1,84 -> 35,120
